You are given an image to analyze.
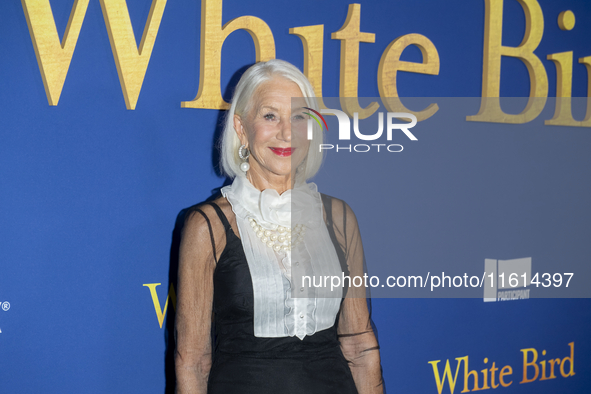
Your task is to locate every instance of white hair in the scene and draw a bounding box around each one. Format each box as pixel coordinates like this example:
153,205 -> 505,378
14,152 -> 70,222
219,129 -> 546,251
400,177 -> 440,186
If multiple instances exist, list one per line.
219,59 -> 324,181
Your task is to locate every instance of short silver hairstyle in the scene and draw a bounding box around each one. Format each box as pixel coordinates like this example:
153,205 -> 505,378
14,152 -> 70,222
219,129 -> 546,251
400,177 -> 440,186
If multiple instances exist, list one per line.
220,59 -> 324,181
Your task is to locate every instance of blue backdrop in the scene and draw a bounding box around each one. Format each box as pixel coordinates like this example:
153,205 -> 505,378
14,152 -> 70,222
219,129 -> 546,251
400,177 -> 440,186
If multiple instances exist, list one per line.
1,0 -> 590,393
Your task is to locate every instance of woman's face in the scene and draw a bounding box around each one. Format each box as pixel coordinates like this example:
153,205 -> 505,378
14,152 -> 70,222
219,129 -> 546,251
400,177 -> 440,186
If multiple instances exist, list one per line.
234,77 -> 309,180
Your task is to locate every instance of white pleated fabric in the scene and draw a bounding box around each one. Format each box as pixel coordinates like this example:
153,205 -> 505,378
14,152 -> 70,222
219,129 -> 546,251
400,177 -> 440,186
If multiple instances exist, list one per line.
221,176 -> 343,340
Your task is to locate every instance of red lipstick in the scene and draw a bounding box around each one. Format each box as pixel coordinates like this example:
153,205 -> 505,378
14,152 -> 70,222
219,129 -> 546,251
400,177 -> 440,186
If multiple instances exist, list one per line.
269,147 -> 294,157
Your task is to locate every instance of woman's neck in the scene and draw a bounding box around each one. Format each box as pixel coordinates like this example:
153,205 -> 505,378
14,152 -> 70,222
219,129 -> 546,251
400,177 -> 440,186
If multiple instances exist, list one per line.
246,167 -> 296,195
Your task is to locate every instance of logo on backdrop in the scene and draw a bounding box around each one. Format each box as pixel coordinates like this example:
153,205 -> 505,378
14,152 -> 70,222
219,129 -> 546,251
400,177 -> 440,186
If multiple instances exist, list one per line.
483,258 -> 532,302
429,342 -> 576,394
306,109 -> 417,153
143,283 -> 176,329
1,300 -> 9,334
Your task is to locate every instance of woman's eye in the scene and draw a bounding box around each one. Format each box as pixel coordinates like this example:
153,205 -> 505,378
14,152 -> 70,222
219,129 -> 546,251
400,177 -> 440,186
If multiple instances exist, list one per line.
264,113 -> 276,120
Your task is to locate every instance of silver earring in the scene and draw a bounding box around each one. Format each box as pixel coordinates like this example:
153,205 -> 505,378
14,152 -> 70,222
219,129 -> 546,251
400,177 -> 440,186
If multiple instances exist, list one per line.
239,145 -> 250,172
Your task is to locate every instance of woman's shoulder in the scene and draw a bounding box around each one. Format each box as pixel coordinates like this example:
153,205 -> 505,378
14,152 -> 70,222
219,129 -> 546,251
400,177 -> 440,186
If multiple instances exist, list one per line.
319,193 -> 357,217
319,193 -> 359,230
178,194 -> 237,262
182,194 -> 233,236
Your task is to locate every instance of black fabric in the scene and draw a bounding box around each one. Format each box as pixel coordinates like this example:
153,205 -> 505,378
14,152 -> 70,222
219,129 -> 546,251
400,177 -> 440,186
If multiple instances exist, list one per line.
321,194 -> 350,278
204,201 -> 358,394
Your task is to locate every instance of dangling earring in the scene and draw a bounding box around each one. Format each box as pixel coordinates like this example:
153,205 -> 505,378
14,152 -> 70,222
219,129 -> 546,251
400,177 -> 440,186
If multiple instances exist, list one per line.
239,144 -> 250,172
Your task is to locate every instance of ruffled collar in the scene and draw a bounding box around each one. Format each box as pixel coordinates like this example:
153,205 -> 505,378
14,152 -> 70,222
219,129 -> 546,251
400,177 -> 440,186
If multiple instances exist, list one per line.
221,176 -> 323,230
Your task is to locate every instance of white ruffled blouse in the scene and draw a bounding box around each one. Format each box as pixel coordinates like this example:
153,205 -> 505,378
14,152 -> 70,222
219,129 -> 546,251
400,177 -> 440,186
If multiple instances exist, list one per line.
221,176 -> 343,340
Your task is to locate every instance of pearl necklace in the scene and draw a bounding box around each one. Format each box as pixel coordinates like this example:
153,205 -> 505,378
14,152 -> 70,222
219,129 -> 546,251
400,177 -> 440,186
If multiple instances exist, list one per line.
248,217 -> 306,254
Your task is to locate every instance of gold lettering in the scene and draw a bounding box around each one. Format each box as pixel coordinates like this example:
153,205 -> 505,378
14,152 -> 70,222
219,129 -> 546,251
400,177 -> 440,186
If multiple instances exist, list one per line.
466,0 -> 548,124
520,348 -> 539,383
490,362 -> 499,388
480,358 -> 491,390
580,56 -> 591,99
289,25 -> 327,109
557,10 -> 575,31
331,3 -> 377,119
460,355 -> 483,392
378,33 -> 440,121
544,51 -> 591,126
499,365 -> 513,387
182,0 -> 276,110
547,358 -> 561,379
143,283 -> 177,329
560,342 -> 575,378
21,0 -> 91,105
539,350 -> 550,380
99,0 -> 167,110
575,56 -> 591,125
428,357 -> 464,394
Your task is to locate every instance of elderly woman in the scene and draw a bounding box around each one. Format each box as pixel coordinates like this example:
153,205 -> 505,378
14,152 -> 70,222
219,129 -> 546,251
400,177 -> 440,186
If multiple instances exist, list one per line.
174,59 -> 383,393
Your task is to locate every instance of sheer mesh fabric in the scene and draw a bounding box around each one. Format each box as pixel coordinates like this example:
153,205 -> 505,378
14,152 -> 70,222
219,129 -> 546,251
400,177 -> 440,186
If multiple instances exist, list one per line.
174,199 -> 235,393
323,195 -> 384,393
174,195 -> 384,394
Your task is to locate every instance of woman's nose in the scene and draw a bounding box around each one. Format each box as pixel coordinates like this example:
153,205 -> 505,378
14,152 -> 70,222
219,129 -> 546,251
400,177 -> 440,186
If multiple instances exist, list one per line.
277,119 -> 292,142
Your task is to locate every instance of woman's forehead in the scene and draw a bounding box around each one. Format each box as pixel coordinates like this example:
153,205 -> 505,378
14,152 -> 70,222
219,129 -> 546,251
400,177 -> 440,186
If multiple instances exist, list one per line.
253,78 -> 303,103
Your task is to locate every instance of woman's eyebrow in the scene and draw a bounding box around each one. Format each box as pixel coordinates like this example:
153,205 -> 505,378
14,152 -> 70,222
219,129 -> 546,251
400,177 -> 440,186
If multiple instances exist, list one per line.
260,105 -> 279,112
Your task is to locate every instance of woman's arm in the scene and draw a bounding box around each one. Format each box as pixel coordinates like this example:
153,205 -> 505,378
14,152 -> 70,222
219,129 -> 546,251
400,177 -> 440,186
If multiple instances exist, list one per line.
338,298 -> 383,394
175,207 -> 219,394
332,200 -> 384,394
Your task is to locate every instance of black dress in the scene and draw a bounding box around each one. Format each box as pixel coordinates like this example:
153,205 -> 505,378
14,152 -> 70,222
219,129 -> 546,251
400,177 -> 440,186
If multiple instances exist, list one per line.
201,199 -> 359,394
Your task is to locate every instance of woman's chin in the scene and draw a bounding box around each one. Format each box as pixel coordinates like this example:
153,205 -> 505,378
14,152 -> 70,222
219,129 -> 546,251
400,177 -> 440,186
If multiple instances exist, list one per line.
250,166 -> 294,179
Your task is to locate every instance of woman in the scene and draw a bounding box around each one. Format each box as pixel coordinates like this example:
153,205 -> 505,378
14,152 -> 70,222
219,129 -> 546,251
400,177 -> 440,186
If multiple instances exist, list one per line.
174,59 -> 383,393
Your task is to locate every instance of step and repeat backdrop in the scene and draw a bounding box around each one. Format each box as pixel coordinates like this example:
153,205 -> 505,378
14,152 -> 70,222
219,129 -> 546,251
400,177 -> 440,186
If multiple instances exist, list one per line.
1,0 -> 591,393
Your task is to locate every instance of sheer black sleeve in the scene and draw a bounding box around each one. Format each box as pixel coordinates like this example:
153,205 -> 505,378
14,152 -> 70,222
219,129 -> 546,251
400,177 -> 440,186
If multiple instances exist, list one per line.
174,203 -> 227,394
323,195 -> 385,394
